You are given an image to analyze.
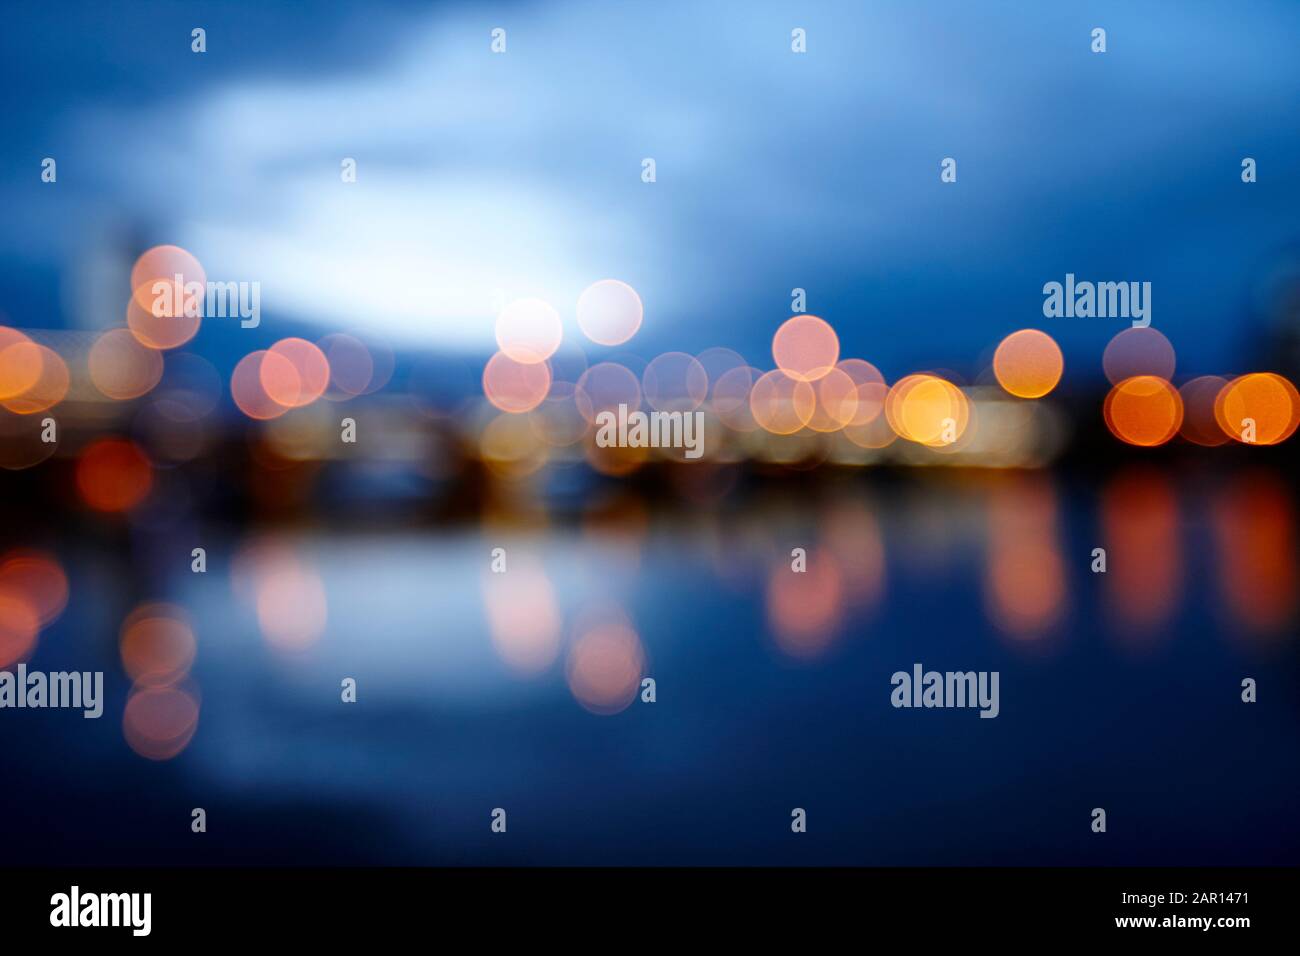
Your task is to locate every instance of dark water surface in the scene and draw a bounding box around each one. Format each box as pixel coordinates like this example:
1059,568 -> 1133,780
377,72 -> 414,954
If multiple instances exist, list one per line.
3,466 -> 1297,865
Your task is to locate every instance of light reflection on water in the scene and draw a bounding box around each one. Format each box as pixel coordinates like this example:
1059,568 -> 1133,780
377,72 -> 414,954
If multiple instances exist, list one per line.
2,467 -> 1298,864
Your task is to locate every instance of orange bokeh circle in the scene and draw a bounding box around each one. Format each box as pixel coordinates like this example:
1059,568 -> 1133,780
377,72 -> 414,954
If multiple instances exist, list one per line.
1104,376 -> 1183,446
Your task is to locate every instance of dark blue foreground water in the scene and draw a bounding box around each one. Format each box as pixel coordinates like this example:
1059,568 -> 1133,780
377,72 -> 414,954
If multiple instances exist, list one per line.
2,466 -> 1297,865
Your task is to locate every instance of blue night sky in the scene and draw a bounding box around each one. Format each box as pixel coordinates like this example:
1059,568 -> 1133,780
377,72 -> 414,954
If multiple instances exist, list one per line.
2,0 -> 1298,385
